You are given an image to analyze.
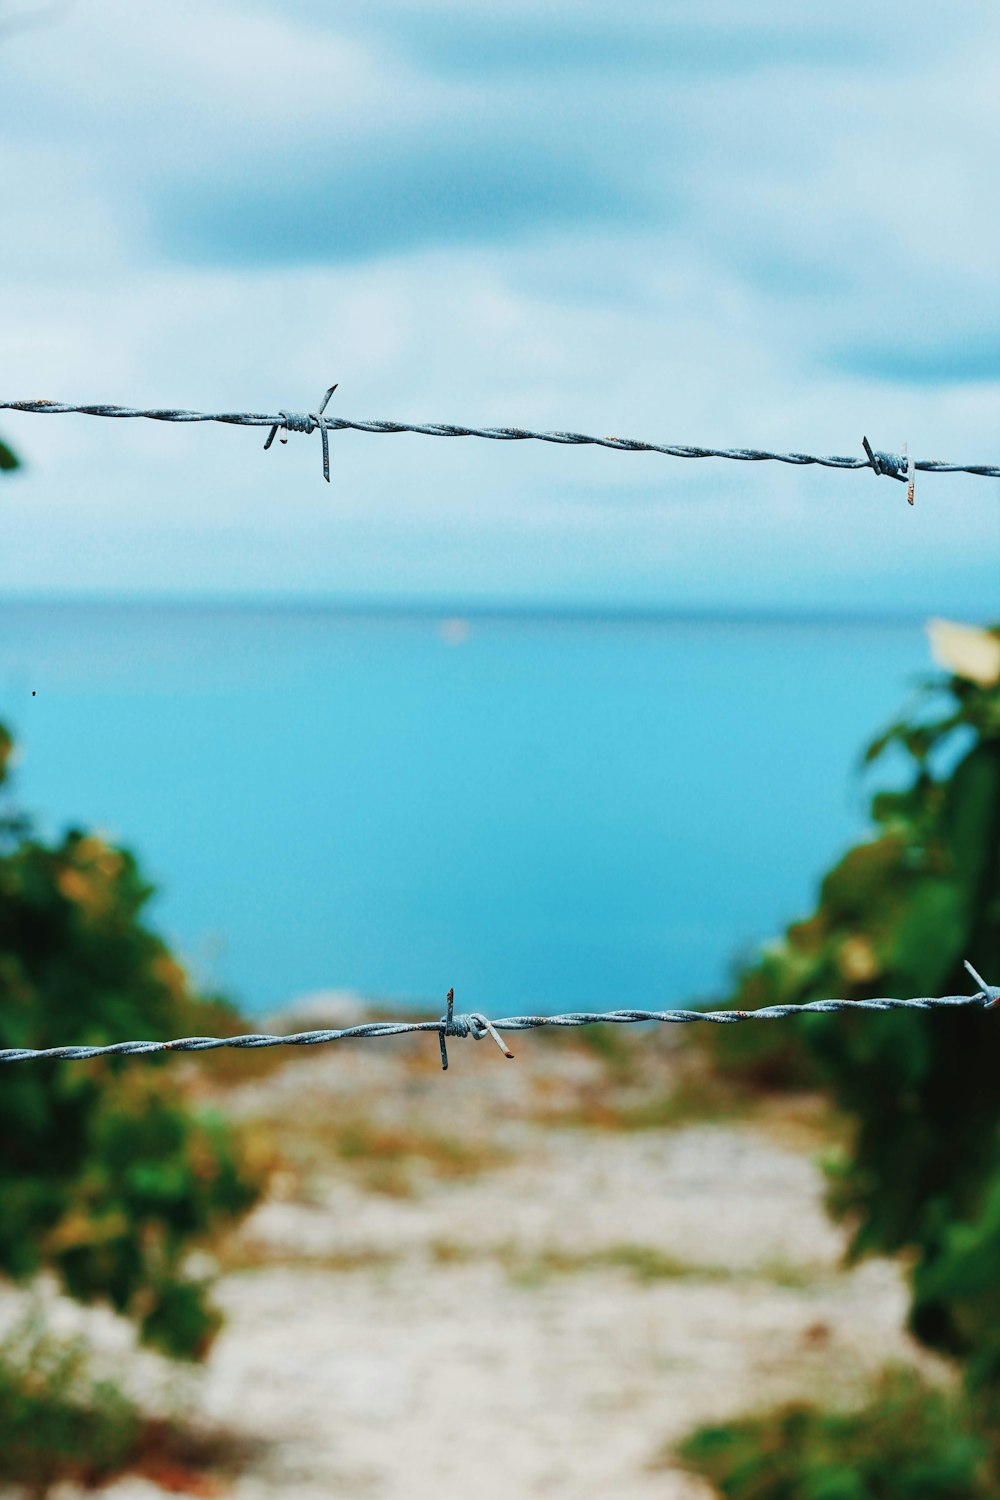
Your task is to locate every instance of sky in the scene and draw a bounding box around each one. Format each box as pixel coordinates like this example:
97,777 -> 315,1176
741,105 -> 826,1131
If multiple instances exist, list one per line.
0,0 -> 997,615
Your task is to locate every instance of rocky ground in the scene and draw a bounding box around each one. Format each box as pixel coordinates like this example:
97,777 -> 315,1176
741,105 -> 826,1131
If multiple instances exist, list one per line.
0,1013 -> 950,1499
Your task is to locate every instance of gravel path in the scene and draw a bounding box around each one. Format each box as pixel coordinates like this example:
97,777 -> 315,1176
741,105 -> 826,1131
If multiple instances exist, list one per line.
2,1035 -> 948,1499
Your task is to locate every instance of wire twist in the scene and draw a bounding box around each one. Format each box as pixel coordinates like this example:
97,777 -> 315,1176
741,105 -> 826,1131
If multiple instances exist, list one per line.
1,964 -> 995,1072
2,395 -> 997,486
262,384 -> 338,482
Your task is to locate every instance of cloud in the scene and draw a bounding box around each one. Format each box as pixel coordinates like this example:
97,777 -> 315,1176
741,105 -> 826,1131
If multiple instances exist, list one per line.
251,0 -> 952,80
155,137 -> 651,268
832,336 -> 1000,387
0,0 -> 997,614
345,17 -> 860,79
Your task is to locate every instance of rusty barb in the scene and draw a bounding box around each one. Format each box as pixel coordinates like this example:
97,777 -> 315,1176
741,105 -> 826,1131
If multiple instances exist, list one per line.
263,383 -> 339,482
863,435 -> 916,504
438,988 -> 514,1071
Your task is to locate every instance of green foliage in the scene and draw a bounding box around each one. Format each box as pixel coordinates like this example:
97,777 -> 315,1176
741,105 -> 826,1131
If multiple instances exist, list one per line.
0,721 -> 266,1359
0,436 -> 20,472
0,1310 -> 141,1495
697,626 -> 1000,1394
0,722 -> 13,782
675,1369 -> 993,1500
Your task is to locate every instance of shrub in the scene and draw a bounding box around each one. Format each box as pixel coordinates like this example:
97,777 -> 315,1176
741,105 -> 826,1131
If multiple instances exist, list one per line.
0,722 -> 266,1358
0,1310 -> 141,1496
675,1369 -> 993,1500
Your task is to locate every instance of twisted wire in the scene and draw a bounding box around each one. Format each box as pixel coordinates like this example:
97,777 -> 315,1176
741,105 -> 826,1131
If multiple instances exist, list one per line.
2,398 -> 998,482
2,964 -> 996,1070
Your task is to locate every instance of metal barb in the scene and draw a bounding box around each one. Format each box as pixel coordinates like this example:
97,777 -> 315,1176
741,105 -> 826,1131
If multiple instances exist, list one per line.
474,1013 -> 515,1060
438,987 -> 456,1070
438,989 -> 514,1069
862,436 -> 909,486
314,383 -> 338,483
964,959 -> 1000,1007
263,384 -> 338,481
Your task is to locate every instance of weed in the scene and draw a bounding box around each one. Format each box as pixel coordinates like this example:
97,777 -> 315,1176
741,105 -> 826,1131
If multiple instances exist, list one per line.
246,1106 -> 504,1199
494,1241 -> 814,1288
670,1367 -> 995,1499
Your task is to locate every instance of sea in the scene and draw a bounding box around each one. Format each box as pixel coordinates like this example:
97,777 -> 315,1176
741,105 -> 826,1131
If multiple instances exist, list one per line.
0,601 -> 942,1018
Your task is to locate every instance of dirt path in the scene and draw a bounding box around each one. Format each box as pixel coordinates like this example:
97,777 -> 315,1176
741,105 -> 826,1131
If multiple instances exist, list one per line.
3,1029 -> 947,1499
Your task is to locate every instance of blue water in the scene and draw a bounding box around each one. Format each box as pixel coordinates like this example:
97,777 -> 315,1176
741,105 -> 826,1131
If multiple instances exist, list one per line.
0,602 -> 934,1017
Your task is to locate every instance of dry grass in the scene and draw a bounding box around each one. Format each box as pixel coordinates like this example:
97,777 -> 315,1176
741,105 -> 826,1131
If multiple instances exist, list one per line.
526,1042 -> 756,1131
342,1117 -> 500,1195
221,1228 -> 829,1293
219,1233 -> 829,1291
238,1106 -> 505,1200
491,1242 -> 825,1290
218,1242 -> 400,1274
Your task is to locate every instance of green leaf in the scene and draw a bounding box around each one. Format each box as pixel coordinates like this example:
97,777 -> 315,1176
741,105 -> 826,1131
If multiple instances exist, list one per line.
943,744 -> 1000,898
0,439 -> 20,472
889,879 -> 970,992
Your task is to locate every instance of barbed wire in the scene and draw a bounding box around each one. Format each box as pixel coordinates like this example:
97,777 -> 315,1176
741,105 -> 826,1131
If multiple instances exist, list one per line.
2,966 -> 996,1072
2,389 -> 998,490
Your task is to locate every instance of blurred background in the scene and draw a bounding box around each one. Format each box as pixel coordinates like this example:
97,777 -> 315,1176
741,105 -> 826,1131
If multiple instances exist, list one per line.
0,3 -> 998,1498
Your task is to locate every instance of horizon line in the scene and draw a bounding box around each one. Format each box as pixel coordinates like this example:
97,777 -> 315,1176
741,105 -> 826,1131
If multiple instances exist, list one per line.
0,590 -> 963,628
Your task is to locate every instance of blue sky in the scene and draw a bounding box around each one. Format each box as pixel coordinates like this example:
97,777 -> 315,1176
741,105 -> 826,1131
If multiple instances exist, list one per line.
0,0 -> 997,614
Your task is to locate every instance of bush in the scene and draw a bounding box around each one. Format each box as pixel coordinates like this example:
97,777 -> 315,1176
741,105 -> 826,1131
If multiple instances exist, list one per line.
0,1310 -> 141,1496
0,722 -> 266,1358
704,624 -> 1000,1096
692,626 -> 1000,1394
675,1369 -> 993,1500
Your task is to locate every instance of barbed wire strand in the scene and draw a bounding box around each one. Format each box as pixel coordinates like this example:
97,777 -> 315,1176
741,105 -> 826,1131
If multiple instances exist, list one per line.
2,392 -> 998,487
2,964 -> 996,1071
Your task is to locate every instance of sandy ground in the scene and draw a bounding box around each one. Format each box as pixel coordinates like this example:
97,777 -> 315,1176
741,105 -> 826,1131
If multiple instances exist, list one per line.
0,1022 -> 949,1500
